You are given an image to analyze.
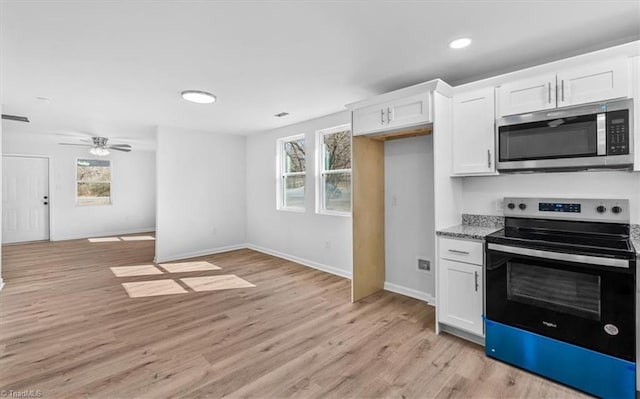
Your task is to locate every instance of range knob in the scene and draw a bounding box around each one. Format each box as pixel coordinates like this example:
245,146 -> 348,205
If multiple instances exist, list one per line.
519,203 -> 527,210
507,203 -> 515,210
612,206 -> 622,214
596,205 -> 606,214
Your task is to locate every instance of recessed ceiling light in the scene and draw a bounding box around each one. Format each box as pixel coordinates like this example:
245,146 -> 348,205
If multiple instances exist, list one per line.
449,38 -> 472,49
181,90 -> 217,104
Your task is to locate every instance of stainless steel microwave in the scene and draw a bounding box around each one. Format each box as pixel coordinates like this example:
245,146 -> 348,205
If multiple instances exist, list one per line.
496,99 -> 634,172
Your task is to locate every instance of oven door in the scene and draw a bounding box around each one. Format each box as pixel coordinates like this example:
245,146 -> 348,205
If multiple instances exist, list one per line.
485,243 -> 635,361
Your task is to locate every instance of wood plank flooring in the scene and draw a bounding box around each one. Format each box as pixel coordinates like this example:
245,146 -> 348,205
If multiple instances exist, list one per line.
0,236 -> 590,398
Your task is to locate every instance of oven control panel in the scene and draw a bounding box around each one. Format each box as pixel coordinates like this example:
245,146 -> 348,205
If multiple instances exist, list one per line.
503,197 -> 630,223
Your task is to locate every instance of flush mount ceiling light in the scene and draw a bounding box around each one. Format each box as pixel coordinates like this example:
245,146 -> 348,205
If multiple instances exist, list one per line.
449,38 -> 472,49
181,90 -> 217,104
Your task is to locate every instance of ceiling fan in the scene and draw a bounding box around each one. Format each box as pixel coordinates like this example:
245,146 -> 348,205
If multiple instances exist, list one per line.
58,137 -> 132,156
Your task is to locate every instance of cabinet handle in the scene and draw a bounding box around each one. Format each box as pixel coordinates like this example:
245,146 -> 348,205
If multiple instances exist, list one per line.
387,107 -> 393,123
561,80 -> 565,102
487,149 -> 492,168
474,271 -> 479,292
448,249 -> 470,255
380,109 -> 385,125
548,82 -> 551,104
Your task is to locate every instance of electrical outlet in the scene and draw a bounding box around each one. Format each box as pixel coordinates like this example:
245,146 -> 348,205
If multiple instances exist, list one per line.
496,199 -> 504,212
325,241 -> 331,249
418,258 -> 431,273
391,196 -> 398,206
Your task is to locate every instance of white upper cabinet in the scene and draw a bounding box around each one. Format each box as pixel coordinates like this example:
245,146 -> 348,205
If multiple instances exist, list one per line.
352,102 -> 388,136
452,87 -> 496,176
497,58 -> 630,117
385,93 -> 432,131
352,92 -> 431,136
557,60 -> 630,107
497,73 -> 557,117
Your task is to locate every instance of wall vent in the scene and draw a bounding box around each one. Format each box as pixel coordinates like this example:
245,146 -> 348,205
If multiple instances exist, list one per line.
2,114 -> 30,123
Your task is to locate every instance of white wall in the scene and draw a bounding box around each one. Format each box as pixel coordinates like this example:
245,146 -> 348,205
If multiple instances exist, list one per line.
245,111 -> 352,278
2,131 -> 156,241
0,107 -> 3,289
384,135 -> 435,301
462,171 -> 640,224
155,126 -> 246,262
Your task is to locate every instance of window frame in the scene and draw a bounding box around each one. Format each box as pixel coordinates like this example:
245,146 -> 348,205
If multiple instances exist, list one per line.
276,134 -> 306,212
76,157 -> 113,206
316,124 -> 352,216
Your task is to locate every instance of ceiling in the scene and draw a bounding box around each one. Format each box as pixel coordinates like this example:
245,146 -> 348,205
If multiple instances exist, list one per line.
2,0 -> 639,143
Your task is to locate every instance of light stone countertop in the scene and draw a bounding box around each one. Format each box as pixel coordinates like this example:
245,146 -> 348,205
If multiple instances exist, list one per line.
631,224 -> 640,257
436,214 -> 504,240
436,224 -> 503,241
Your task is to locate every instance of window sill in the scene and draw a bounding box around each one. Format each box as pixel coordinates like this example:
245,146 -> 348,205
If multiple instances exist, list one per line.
278,207 -> 306,213
317,210 -> 352,217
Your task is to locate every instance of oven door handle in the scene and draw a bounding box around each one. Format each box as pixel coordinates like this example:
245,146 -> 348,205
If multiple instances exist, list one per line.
487,243 -> 629,269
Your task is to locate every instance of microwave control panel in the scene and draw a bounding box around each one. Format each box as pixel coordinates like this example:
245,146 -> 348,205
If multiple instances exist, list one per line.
607,109 -> 629,155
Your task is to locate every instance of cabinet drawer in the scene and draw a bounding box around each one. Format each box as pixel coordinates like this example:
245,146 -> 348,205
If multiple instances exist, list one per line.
439,237 -> 483,265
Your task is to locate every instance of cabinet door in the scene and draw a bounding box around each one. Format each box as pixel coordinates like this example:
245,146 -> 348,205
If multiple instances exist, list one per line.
352,103 -> 386,136
497,74 -> 557,117
452,87 -> 496,175
557,58 -> 630,108
385,92 -> 431,131
439,259 -> 483,336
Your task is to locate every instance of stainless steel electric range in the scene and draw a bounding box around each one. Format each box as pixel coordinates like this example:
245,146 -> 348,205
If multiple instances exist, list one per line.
485,198 -> 636,399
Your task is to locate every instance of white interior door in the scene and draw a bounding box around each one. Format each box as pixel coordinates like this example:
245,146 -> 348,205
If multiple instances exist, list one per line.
3,156 -> 50,243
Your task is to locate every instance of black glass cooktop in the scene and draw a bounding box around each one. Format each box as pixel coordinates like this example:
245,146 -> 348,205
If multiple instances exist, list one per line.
486,218 -> 635,259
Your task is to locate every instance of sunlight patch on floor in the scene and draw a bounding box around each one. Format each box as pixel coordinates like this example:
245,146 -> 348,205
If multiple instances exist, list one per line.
88,237 -> 121,243
110,265 -> 163,277
160,261 -> 221,273
120,236 -> 156,241
122,279 -> 188,298
180,275 -> 255,292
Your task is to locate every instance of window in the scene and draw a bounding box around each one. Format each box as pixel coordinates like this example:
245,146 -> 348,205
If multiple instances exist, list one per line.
317,125 -> 351,214
77,159 -> 111,205
277,134 -> 306,211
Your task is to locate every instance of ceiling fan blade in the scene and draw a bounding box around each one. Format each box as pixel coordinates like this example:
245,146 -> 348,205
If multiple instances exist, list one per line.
107,146 -> 132,152
59,143 -> 93,147
109,143 -> 132,148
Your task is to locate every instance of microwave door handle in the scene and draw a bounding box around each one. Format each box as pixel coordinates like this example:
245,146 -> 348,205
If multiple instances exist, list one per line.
597,113 -> 606,155
487,243 -> 629,268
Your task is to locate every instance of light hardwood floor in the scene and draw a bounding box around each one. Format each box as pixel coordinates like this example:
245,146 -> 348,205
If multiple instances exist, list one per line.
0,236 -> 590,398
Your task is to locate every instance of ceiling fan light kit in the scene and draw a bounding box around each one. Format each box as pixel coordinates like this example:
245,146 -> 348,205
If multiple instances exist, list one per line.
58,136 -> 133,156
89,147 -> 110,156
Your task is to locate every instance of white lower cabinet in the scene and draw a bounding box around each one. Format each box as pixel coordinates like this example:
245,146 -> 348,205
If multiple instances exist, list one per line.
437,237 -> 484,338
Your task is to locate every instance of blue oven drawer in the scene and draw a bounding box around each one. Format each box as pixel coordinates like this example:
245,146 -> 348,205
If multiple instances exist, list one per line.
485,319 -> 636,399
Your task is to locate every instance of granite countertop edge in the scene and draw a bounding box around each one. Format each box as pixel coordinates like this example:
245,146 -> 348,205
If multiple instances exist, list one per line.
631,224 -> 639,257
436,225 -> 502,241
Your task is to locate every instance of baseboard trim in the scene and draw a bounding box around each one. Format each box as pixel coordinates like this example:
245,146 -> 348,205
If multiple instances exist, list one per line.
51,228 -> 156,242
383,282 -> 435,305
246,244 -> 352,279
154,244 -> 247,263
